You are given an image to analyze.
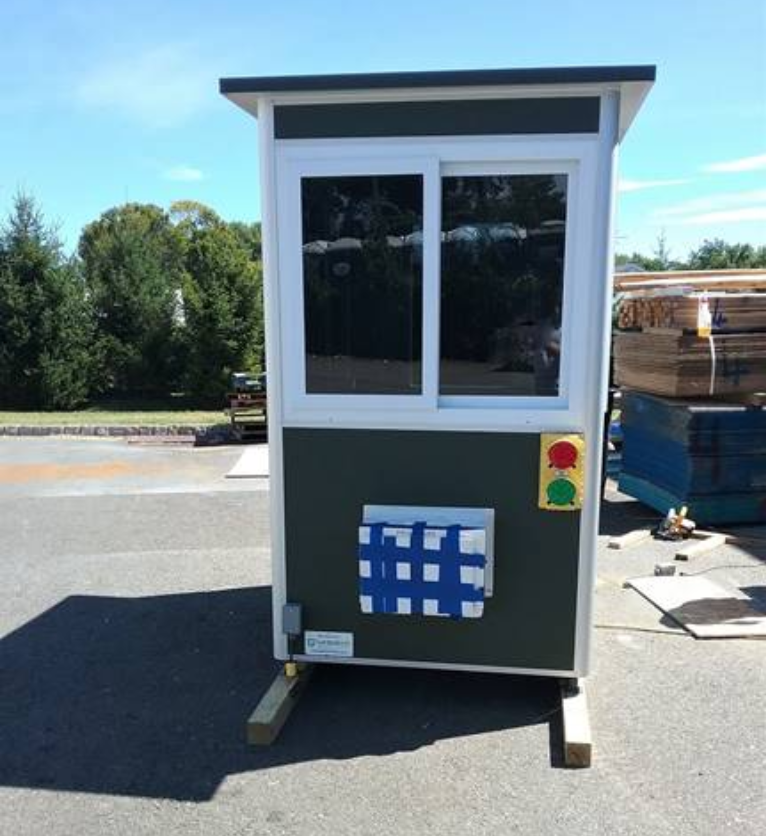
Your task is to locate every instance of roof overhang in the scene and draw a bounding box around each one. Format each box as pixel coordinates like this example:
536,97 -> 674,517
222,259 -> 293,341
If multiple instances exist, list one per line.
220,65 -> 656,139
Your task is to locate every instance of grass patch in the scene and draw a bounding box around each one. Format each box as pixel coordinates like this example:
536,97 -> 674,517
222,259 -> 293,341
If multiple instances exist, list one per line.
0,409 -> 224,427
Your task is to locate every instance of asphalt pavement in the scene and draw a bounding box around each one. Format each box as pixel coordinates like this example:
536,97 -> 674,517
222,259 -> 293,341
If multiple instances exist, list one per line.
0,437 -> 763,836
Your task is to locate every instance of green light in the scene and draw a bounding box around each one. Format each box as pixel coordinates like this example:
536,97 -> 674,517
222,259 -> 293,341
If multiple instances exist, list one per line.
547,477 -> 577,506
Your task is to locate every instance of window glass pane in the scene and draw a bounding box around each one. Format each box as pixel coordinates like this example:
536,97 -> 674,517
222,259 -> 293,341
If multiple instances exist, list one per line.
440,174 -> 567,397
302,175 -> 423,395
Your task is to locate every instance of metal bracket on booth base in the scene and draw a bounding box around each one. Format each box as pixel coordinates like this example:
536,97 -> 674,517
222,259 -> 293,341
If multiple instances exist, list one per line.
538,433 -> 586,511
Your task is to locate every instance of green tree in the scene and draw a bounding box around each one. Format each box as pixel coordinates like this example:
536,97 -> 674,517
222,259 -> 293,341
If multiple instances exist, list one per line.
228,221 -> 262,263
615,251 -> 653,270
618,238 -> 766,272
0,193 -> 95,408
651,231 -> 673,270
687,238 -> 766,270
616,232 -> 683,271
181,220 -> 263,400
79,203 -> 187,396
169,199 -> 222,234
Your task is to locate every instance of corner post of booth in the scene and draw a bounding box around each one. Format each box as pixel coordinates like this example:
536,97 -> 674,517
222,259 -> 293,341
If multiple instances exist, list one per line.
573,87 -> 621,674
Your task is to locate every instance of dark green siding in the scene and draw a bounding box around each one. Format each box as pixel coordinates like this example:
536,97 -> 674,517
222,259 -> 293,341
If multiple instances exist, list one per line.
282,428 -> 582,671
274,97 -> 599,139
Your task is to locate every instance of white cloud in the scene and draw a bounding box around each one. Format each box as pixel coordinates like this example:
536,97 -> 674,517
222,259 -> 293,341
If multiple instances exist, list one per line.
702,153 -> 766,173
654,188 -> 766,218
678,206 -> 766,226
76,43 -> 214,128
618,178 -> 689,193
163,165 -> 205,182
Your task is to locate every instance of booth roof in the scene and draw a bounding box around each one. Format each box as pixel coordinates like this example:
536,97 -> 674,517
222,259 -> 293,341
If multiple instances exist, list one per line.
220,65 -> 655,139
219,65 -> 655,95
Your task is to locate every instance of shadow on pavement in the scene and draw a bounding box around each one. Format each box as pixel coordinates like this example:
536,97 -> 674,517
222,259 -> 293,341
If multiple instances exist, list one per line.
0,587 -> 560,802
598,493 -> 660,537
600,486 -> 766,563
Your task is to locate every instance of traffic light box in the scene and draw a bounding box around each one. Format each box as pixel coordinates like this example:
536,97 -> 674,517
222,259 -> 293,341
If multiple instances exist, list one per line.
538,433 -> 586,511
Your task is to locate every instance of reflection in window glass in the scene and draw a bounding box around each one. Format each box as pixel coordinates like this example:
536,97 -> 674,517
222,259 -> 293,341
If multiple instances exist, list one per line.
302,175 -> 423,394
440,174 -> 567,396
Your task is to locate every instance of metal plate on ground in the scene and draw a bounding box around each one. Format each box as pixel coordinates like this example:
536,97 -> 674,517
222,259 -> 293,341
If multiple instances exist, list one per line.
629,575 -> 766,639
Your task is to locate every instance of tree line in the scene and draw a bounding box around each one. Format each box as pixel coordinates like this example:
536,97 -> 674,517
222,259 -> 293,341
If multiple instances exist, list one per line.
616,233 -> 766,272
0,194 -> 263,409
2,192 -> 763,411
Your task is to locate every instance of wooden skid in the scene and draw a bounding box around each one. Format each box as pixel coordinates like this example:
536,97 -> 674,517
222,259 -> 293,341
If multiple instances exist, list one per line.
608,528 -> 731,558
247,664 -> 314,746
560,679 -> 592,768
607,528 -> 653,550
675,531 -> 726,561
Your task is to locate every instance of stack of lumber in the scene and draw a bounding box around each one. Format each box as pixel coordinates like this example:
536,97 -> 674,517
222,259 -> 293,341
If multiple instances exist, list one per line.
617,292 -> 766,332
614,272 -> 766,521
614,271 -> 766,399
613,331 -> 766,397
614,268 -> 766,292
618,391 -> 766,524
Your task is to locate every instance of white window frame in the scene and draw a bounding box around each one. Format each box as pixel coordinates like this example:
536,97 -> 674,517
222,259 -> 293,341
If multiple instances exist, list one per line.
277,154 -> 440,418
275,135 -> 599,432
437,159 -> 576,413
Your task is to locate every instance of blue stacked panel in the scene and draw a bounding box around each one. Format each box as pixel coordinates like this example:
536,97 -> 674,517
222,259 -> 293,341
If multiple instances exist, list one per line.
618,391 -> 766,524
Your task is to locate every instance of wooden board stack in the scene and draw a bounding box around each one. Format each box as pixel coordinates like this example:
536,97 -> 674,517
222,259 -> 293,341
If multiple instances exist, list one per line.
614,272 -> 766,399
617,293 -> 766,333
613,271 -> 766,524
613,331 -> 766,397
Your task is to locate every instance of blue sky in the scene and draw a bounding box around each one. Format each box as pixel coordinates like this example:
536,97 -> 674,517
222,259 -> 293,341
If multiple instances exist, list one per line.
1,0 -> 764,259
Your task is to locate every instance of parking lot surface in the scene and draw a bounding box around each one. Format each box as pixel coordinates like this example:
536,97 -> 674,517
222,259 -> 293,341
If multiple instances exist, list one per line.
0,438 -> 763,836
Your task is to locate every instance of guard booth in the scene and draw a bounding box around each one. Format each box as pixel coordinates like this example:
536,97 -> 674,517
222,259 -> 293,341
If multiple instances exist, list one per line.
221,66 -> 654,682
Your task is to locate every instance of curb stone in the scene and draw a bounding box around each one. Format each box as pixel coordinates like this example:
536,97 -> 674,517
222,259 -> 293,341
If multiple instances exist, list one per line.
0,424 -> 218,438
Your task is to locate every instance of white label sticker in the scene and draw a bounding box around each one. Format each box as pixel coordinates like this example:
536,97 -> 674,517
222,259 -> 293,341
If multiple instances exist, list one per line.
304,630 -> 354,658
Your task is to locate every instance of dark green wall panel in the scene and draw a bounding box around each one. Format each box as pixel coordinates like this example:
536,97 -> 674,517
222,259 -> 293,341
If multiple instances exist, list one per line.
282,428 -> 582,671
275,98 -> 599,139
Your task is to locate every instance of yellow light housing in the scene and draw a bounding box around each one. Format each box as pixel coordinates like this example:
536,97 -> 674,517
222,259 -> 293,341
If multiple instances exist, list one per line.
538,433 -> 585,511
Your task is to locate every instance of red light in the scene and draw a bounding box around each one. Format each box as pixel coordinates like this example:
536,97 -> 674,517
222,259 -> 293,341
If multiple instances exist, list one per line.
548,440 -> 578,470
